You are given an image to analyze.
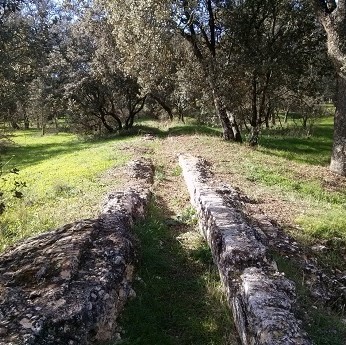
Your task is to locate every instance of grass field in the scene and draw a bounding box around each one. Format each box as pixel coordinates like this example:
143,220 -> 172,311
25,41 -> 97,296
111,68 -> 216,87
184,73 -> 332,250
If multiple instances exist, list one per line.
1,117 -> 345,344
0,131 -> 135,249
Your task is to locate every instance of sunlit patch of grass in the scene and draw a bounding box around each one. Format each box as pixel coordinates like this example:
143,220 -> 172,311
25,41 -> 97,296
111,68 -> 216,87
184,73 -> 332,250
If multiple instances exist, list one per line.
0,130 -> 136,251
244,163 -> 346,205
297,207 -> 346,241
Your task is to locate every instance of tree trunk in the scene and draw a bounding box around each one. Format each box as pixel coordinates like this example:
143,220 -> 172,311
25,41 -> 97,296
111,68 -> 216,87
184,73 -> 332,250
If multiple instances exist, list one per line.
11,121 -> 20,130
249,126 -> 260,146
271,108 -> 276,126
110,113 -> 122,131
24,113 -> 30,129
302,115 -> 308,129
54,116 -> 59,132
284,109 -> 289,123
100,114 -> 115,133
330,75 -> 346,175
249,74 -> 259,145
125,95 -> 146,130
226,111 -> 242,143
212,91 -> 235,141
208,75 -> 242,142
125,113 -> 135,129
150,94 -> 173,120
313,1 -> 346,176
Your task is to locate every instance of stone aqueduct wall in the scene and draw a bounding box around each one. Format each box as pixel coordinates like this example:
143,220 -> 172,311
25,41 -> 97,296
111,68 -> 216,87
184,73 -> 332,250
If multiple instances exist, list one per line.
0,154 -> 314,344
0,159 -> 154,345
179,154 -> 312,345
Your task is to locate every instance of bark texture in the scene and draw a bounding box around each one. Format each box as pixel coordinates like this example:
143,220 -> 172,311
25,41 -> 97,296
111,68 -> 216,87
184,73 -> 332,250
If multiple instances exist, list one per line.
313,0 -> 346,175
330,75 -> 346,174
179,154 -> 311,345
0,158 -> 154,345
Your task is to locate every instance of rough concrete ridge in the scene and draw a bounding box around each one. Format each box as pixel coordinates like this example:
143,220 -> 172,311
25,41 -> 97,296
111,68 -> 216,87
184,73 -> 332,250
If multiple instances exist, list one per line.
0,158 -> 154,345
179,153 -> 311,345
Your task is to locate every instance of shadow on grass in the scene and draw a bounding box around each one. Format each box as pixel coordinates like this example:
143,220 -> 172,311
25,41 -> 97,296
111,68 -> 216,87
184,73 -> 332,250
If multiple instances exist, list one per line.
258,123 -> 334,166
119,123 -> 221,138
1,119 -> 333,170
1,142 -> 89,169
166,125 -> 221,137
119,198 -> 237,345
0,127 -> 162,170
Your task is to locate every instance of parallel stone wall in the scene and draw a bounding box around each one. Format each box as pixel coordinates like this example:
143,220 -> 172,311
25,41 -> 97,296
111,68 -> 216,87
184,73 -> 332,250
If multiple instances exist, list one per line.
0,158 -> 153,345
179,154 -> 311,345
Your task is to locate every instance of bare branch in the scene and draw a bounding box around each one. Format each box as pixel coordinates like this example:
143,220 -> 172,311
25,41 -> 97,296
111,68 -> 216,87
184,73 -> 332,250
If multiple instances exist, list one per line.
206,0 -> 216,56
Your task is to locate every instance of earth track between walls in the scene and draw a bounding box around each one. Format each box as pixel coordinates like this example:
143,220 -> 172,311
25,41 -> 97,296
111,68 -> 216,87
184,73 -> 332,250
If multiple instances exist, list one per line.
118,145 -> 240,344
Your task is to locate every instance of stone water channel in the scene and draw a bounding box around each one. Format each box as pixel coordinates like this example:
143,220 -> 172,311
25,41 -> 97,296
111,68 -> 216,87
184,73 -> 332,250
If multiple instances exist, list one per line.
0,156 -> 314,344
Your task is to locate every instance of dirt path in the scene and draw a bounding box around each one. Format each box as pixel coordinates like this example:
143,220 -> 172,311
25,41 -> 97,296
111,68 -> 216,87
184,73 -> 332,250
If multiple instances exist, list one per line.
117,134 -> 346,345
118,137 -> 239,344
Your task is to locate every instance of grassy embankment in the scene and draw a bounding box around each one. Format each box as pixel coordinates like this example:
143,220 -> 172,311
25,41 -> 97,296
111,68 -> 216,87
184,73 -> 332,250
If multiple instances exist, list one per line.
0,116 -> 345,344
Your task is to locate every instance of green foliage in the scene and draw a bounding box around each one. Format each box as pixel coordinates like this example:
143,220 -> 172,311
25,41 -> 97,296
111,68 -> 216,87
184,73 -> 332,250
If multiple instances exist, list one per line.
154,164 -> 166,181
245,163 -> 345,205
0,156 -> 26,215
0,119 -> 345,342
298,208 -> 346,241
176,206 -> 198,226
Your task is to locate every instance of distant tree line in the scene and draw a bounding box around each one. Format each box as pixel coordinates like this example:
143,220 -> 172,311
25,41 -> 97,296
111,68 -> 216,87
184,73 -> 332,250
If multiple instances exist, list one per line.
0,0 -> 345,176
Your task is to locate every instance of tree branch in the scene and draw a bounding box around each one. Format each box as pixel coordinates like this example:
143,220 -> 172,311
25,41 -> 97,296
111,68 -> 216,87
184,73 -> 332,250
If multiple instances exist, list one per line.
206,0 -> 216,56
179,29 -> 204,61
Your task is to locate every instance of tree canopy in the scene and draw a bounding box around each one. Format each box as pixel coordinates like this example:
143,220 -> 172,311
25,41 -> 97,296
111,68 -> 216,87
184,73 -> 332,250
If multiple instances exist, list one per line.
0,0 -> 345,175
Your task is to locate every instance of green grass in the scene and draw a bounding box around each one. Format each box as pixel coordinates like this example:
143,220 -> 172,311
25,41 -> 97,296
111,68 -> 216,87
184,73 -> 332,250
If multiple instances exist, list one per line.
0,130 -> 134,250
216,117 -> 346,265
118,202 -> 236,345
259,117 -> 334,166
244,162 -> 346,205
0,119 -> 345,343
272,253 -> 346,345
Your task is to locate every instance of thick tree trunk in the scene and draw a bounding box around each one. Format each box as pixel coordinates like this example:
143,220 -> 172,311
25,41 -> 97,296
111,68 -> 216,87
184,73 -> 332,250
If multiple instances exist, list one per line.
208,76 -> 242,142
330,75 -> 346,175
313,1 -> 346,175
212,91 -> 235,141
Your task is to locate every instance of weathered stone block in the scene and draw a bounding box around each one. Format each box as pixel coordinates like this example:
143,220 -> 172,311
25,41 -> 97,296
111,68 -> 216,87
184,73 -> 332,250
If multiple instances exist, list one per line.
179,154 -> 311,345
0,158 -> 154,345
